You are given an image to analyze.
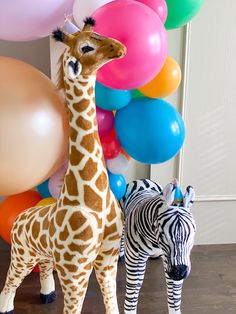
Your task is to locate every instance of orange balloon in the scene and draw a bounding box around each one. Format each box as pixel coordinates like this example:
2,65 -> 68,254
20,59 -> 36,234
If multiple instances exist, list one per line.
0,56 -> 69,195
138,56 -> 182,98
0,190 -> 42,244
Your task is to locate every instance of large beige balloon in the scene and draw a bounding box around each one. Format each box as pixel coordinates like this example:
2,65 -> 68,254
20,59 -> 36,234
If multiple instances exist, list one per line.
0,57 -> 69,195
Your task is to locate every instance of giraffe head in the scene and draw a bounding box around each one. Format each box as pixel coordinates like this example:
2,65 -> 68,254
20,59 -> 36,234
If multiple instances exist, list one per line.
52,17 -> 126,77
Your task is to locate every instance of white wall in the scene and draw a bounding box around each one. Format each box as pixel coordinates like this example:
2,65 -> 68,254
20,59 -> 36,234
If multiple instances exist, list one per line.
152,0 -> 236,245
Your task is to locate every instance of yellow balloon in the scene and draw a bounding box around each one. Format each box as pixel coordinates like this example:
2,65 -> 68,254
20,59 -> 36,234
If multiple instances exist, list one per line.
138,56 -> 181,98
36,197 -> 57,206
0,57 -> 69,195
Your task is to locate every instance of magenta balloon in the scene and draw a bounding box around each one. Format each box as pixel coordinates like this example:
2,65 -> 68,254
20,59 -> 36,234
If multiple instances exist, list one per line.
93,0 -> 168,90
96,107 -> 115,136
136,0 -> 168,23
0,0 -> 74,41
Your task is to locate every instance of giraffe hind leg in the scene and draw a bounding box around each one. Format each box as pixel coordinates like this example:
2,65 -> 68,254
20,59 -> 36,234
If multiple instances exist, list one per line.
38,259 -> 57,304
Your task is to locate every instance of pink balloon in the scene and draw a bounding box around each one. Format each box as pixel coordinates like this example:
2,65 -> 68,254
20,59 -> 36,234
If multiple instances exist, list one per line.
0,0 -> 74,41
48,164 -> 67,199
93,0 -> 168,90
96,107 -> 114,137
136,0 -> 168,23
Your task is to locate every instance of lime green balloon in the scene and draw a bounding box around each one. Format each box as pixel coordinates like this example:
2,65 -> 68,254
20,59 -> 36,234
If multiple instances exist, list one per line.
131,89 -> 143,99
165,0 -> 204,29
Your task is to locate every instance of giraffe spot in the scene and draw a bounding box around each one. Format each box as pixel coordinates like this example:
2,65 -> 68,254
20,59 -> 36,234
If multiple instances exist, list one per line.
93,118 -> 98,126
65,170 -> 78,196
84,263 -> 92,271
54,250 -> 61,262
55,239 -> 64,250
63,197 -> 80,206
64,81 -> 70,91
69,211 -> 87,231
70,127 -> 78,142
49,222 -> 57,237
70,146 -> 84,165
96,255 -> 103,261
87,86 -> 94,96
79,158 -> 98,181
95,171 -> 108,192
18,248 -> 25,255
32,220 -> 40,239
107,202 -> 117,222
62,278 -> 73,285
106,189 -> 111,207
59,225 -> 70,241
64,252 -> 75,261
91,212 -> 103,229
78,81 -> 88,87
42,217 -> 49,230
104,223 -> 118,239
39,206 -> 49,217
78,258 -> 87,264
40,234 -> 47,249
112,248 -> 120,256
103,248 -> 113,256
56,264 -> 66,277
84,185 -> 103,212
74,85 -> 83,97
68,243 -> 90,254
87,244 -> 97,255
73,99 -> 90,112
76,116 -> 92,130
17,225 -> 23,237
80,133 -> 95,153
55,209 -> 67,227
98,232 -> 103,243
74,225 -> 93,241
66,93 -> 74,101
87,108 -> 95,117
108,233 -> 120,241
64,264 -> 78,273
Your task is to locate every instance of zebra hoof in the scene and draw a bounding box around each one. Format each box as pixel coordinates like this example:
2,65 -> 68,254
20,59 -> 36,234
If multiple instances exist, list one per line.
118,255 -> 125,262
0,311 -> 14,314
149,256 -> 161,260
40,291 -> 57,304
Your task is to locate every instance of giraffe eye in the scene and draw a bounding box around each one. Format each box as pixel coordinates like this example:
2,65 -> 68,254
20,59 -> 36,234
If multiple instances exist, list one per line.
80,43 -> 95,54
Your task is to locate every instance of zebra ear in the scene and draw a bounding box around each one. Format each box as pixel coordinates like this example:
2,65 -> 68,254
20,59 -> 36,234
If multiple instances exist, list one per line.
183,186 -> 195,209
162,183 -> 176,207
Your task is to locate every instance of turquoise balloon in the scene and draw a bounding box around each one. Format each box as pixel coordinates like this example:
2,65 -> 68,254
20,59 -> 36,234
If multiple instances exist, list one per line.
95,82 -> 132,111
37,180 -> 51,198
165,0 -> 204,29
108,171 -> 126,200
115,97 -> 185,164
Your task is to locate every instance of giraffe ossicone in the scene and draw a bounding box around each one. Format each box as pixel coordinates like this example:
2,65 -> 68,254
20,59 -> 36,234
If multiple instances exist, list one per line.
0,17 -> 126,314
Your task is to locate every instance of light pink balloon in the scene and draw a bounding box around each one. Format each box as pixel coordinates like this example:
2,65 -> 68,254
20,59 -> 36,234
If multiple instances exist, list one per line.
0,0 -> 74,41
136,0 -> 168,24
96,107 -> 114,137
106,154 -> 130,174
48,164 -> 67,199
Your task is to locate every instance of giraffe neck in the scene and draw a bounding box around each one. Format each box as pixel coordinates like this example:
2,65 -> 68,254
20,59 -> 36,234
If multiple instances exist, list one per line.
60,56 -> 109,211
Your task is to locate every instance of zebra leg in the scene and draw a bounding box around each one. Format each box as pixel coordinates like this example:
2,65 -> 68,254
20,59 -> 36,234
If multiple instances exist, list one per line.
165,272 -> 183,314
124,246 -> 148,314
119,226 -> 125,262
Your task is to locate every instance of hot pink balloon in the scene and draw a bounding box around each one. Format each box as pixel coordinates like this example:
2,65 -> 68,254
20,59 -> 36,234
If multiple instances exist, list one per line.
136,0 -> 168,23
96,107 -> 114,137
48,164 -> 67,199
93,0 -> 168,90
0,0 -> 74,41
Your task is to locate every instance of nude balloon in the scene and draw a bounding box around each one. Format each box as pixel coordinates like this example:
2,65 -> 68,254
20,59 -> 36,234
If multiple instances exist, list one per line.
0,57 -> 69,195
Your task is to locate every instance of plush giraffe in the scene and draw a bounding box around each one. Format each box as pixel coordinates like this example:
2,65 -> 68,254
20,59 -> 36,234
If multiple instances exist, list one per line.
0,18 -> 126,314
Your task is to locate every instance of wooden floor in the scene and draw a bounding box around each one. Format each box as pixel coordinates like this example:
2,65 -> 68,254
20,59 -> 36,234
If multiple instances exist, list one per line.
0,239 -> 236,314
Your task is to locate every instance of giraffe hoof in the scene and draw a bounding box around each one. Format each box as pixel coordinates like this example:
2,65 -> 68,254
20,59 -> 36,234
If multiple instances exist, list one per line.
40,291 -> 57,304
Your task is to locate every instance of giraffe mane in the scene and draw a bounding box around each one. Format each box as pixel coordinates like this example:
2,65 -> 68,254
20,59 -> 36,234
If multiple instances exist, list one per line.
56,53 -> 65,90
83,17 -> 96,27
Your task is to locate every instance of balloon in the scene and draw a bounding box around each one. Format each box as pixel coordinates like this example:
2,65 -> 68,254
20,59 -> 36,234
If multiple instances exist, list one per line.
131,89 -> 144,99
36,198 -> 57,206
37,180 -> 51,198
95,82 -> 132,110
0,0 -> 74,41
101,132 -> 121,160
0,191 -> 42,244
107,154 -> 130,174
165,0 -> 204,29
48,165 -> 67,199
108,172 -> 126,200
0,57 -> 69,195
96,107 -> 115,137
138,56 -> 181,98
115,97 -> 185,163
73,0 -> 114,28
93,0 -> 168,90
137,0 -> 168,24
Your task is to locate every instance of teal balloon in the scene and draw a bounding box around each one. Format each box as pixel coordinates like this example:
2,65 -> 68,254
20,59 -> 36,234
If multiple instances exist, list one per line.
108,171 -> 126,200
115,97 -> 185,164
37,180 -> 51,198
95,82 -> 132,110
174,185 -> 183,203
165,0 -> 204,29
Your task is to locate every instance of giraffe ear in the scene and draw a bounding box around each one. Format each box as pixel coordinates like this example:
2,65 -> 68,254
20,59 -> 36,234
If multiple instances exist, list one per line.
66,57 -> 82,79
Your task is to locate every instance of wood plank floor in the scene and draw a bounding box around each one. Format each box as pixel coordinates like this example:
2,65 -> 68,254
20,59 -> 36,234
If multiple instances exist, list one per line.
0,239 -> 236,313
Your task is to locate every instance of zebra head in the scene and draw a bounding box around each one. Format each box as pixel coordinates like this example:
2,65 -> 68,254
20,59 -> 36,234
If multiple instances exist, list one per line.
156,182 -> 196,281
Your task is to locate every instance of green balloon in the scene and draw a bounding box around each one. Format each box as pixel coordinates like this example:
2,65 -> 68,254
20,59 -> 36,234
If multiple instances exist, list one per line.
131,89 -> 143,99
165,0 -> 204,29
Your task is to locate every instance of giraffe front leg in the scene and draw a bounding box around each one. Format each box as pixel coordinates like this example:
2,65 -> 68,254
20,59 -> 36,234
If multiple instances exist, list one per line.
38,259 -> 56,304
164,271 -> 183,314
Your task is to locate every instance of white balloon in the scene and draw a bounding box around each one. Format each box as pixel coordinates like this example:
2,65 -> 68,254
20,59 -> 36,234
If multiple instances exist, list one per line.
73,0 -> 114,28
107,154 -> 129,175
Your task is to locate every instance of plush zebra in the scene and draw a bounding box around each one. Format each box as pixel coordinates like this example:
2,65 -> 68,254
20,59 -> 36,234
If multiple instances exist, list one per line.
119,179 -> 196,314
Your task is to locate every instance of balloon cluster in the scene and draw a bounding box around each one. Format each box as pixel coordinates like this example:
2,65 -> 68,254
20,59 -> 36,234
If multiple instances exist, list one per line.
0,0 -> 204,244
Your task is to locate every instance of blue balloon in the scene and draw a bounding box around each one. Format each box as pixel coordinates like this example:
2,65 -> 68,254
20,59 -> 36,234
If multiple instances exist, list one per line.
115,97 -> 185,164
95,82 -> 132,111
108,171 -> 126,200
37,180 -> 51,198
